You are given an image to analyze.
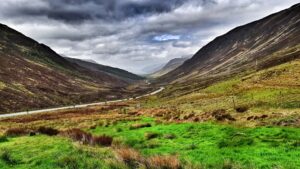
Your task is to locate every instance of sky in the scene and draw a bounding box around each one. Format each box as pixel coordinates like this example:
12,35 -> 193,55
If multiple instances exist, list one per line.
0,0 -> 299,74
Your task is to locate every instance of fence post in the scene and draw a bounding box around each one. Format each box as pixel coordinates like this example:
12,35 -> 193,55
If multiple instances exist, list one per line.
232,96 -> 236,109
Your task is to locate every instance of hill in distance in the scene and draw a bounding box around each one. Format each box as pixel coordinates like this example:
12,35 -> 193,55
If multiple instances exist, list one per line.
0,24 -> 144,113
149,57 -> 189,78
65,57 -> 144,83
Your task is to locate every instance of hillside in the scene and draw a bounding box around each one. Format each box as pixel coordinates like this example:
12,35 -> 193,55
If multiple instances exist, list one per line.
160,3 -> 300,84
149,57 -> 188,78
65,57 -> 144,83
0,24 -> 143,113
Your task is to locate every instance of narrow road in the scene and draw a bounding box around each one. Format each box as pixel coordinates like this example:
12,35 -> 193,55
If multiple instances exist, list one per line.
0,87 -> 165,119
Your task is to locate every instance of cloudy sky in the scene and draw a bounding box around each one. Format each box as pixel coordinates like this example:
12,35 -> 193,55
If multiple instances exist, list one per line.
0,0 -> 299,74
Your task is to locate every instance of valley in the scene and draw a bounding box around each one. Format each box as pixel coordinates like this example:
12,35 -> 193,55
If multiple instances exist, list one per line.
0,2 -> 299,169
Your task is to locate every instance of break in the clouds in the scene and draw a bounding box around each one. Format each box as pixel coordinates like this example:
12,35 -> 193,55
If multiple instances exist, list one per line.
0,0 -> 299,74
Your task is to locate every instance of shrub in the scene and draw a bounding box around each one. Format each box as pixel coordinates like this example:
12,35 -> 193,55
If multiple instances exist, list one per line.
112,139 -> 126,148
62,128 -> 92,145
145,132 -> 159,140
91,135 -> 113,146
62,128 -> 113,147
37,126 -> 59,136
212,109 -> 236,121
235,106 -> 249,113
115,148 -> 142,168
5,128 -> 29,137
145,155 -> 181,169
0,149 -> 17,165
0,135 -> 8,143
129,123 -> 151,130
115,148 -> 182,169
29,132 -> 36,136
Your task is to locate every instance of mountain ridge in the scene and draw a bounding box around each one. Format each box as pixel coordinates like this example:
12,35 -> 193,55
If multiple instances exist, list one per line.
159,3 -> 300,84
65,57 -> 144,82
0,24 -> 143,113
149,57 -> 189,78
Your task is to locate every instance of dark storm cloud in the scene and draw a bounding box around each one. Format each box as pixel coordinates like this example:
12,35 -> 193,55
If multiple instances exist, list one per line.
5,0 -> 191,23
0,0 -> 299,73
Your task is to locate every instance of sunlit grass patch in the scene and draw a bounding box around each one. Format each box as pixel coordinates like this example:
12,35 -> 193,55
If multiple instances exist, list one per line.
90,118 -> 300,168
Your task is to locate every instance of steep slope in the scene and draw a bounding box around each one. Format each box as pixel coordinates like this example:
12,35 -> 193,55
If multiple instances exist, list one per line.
65,57 -> 144,83
160,4 -> 300,84
150,57 -> 189,78
0,24 -> 142,113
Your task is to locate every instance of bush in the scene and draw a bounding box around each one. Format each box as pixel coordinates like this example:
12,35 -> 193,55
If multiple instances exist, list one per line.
145,132 -> 159,140
62,128 -> 113,147
62,128 -> 92,145
0,135 -> 8,143
115,148 -> 142,168
145,155 -> 181,169
38,126 -> 59,136
115,148 -> 182,169
0,149 -> 17,165
91,135 -> 113,146
5,128 -> 29,137
129,123 -> 151,130
235,106 -> 249,113
212,109 -> 236,121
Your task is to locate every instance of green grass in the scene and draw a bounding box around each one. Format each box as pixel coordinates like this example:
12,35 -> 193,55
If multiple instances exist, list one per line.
90,117 -> 300,169
203,78 -> 240,94
0,135 -> 115,169
1,119 -> 300,168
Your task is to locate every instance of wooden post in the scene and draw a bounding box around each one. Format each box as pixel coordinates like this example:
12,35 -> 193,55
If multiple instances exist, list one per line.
232,96 -> 236,109
255,59 -> 258,71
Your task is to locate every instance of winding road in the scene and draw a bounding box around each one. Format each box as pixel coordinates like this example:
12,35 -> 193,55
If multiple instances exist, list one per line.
0,87 -> 165,119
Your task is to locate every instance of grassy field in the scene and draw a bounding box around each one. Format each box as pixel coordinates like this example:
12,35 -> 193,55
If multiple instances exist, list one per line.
0,60 -> 299,169
90,117 -> 300,168
0,117 -> 300,169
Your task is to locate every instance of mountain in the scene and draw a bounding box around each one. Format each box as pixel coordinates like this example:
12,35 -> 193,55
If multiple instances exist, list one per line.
65,57 -> 144,83
160,4 -> 300,84
0,24 -> 143,113
141,64 -> 164,75
150,57 -> 189,78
